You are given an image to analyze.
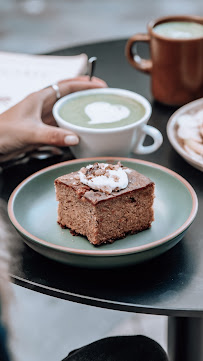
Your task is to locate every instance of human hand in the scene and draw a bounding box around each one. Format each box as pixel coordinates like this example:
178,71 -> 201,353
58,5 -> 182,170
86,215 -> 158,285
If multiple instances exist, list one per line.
0,76 -> 107,161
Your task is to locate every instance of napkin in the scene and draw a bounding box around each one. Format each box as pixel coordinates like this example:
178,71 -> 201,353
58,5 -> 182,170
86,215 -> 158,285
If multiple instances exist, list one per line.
0,51 -> 88,114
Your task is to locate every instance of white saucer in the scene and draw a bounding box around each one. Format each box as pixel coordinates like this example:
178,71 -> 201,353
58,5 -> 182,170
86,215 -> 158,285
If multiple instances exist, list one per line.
167,98 -> 203,172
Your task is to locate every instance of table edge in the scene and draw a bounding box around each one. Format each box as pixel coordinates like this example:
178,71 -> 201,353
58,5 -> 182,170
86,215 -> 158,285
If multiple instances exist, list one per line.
11,274 -> 203,318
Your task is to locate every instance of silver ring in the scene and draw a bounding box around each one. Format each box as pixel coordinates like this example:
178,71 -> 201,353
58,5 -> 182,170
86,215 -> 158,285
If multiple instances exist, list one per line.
51,84 -> 61,99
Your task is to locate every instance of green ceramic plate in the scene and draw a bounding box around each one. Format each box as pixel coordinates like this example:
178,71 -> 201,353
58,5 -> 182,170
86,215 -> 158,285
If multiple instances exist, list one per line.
8,158 -> 198,268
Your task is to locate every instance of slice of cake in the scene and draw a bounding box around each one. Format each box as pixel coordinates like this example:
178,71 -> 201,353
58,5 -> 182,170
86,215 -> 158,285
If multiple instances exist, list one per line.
55,162 -> 155,245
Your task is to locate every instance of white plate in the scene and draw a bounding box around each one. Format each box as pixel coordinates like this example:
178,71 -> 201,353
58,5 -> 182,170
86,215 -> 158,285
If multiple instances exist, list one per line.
167,98 -> 203,172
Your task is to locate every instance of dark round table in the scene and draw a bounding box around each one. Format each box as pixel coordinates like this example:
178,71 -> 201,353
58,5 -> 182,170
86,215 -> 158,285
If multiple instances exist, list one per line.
2,39 -> 203,361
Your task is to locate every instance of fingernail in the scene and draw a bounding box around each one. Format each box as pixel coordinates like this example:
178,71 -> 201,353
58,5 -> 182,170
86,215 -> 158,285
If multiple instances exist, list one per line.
64,135 -> 79,145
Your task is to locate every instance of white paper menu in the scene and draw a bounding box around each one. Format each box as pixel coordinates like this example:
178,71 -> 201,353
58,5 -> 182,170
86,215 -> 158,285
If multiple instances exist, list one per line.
0,52 -> 88,113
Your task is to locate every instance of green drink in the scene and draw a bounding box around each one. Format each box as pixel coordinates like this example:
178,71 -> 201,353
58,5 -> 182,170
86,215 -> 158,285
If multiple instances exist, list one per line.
59,93 -> 146,129
153,21 -> 203,39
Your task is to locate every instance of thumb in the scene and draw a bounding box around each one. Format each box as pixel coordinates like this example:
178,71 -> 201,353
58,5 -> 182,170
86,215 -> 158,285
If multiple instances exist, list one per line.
34,124 -> 79,146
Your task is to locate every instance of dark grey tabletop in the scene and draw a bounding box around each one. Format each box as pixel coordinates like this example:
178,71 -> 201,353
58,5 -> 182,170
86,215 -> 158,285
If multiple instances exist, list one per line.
3,39 -> 203,317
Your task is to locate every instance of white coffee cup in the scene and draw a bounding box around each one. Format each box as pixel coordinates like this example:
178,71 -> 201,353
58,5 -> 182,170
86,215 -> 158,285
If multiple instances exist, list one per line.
53,88 -> 163,158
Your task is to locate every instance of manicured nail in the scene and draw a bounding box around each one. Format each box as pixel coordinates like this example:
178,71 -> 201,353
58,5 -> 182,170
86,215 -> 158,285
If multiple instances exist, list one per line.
64,135 -> 79,145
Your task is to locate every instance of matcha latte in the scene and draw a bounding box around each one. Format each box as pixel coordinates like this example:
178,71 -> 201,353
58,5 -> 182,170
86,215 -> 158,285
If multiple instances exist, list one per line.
59,94 -> 146,129
153,21 -> 203,39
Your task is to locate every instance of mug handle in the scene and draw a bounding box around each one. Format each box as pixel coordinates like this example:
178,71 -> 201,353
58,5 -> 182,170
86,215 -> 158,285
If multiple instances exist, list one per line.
133,125 -> 163,154
125,34 -> 152,73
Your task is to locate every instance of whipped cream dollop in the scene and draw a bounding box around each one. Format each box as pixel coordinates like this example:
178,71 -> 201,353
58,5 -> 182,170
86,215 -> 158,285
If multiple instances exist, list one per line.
78,162 -> 130,194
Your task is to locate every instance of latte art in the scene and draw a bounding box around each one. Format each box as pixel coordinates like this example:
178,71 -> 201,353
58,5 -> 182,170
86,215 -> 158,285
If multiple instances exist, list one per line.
85,101 -> 130,125
59,93 -> 146,129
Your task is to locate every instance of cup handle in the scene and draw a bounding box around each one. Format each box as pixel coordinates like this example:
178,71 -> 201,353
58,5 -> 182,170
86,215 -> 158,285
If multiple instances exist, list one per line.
125,34 -> 152,74
133,124 -> 163,154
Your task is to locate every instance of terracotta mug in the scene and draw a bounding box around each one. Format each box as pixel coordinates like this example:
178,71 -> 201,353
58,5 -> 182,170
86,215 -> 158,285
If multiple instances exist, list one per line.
125,15 -> 203,106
